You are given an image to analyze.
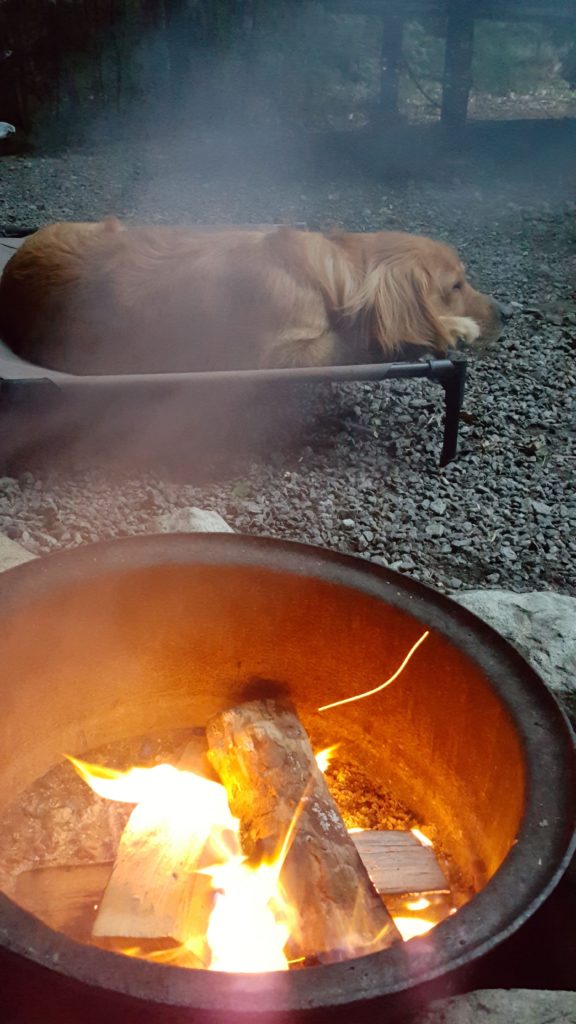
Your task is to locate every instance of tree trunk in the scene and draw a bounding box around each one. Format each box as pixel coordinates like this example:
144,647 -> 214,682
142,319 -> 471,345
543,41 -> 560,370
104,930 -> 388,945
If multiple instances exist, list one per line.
379,14 -> 404,120
441,2 -> 475,136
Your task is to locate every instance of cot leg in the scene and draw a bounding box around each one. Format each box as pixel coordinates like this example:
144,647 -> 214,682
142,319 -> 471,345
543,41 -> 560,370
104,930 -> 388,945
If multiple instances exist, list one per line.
439,358 -> 467,467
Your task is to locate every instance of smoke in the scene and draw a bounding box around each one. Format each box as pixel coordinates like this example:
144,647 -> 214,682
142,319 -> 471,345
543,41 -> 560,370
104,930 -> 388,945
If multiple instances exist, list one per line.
0,349 -> 331,481
0,5 -> 575,478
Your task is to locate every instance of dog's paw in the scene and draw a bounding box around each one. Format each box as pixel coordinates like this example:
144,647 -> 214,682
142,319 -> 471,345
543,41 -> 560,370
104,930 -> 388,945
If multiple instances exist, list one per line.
440,315 -> 481,346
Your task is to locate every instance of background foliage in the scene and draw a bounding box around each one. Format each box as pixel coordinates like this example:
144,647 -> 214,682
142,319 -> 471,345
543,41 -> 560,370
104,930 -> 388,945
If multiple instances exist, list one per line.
0,0 -> 574,143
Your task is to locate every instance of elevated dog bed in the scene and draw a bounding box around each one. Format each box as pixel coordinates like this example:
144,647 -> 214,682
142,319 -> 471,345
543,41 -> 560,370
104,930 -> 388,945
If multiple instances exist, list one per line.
0,234 -> 467,467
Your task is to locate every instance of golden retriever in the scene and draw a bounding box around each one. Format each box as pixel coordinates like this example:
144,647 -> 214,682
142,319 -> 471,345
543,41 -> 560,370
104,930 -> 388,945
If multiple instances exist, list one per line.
0,218 -> 506,374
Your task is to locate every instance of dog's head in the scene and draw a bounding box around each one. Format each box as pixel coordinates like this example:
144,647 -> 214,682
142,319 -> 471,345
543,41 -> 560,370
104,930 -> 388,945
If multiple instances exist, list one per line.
341,232 -> 510,357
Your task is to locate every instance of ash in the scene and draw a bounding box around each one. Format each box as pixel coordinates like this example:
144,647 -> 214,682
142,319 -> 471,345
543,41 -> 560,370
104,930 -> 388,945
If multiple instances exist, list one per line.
325,761 -> 418,832
0,141 -> 574,595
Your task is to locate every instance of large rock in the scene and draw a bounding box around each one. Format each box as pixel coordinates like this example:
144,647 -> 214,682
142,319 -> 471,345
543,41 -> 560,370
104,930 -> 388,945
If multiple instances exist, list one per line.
154,507 -> 234,534
0,533 -> 36,572
451,590 -> 576,699
412,988 -> 576,1023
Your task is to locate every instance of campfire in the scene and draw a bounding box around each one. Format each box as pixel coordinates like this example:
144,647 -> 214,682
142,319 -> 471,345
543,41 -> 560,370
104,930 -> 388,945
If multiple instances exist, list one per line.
4,666 -> 459,974
0,534 -> 572,1024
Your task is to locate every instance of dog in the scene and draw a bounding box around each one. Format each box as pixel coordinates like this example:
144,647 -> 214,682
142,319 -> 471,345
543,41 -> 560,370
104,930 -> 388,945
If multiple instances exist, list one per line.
0,218 -> 509,374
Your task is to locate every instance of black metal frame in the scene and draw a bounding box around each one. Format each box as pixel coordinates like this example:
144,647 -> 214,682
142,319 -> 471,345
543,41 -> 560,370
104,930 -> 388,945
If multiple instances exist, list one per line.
0,355 -> 467,466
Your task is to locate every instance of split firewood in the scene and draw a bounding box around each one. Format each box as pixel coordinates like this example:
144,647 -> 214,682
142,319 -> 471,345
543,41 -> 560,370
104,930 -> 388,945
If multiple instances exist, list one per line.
206,698 -> 401,963
90,742 -> 220,965
15,862 -> 113,941
91,807 -> 214,960
12,830 -> 448,947
351,830 -> 449,896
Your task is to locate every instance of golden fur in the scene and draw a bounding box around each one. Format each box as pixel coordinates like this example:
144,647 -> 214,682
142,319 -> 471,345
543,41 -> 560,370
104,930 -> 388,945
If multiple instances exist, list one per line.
0,219 -> 502,374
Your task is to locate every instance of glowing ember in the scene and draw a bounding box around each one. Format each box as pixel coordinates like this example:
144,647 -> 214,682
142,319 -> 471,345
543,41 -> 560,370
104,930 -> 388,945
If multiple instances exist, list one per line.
392,917 -> 435,941
404,897 -> 432,912
393,895 -> 435,941
317,631 -> 430,712
411,827 -> 434,848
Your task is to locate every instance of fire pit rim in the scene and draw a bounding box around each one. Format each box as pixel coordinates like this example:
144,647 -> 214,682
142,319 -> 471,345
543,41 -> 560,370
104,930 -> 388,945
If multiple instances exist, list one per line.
0,532 -> 574,1017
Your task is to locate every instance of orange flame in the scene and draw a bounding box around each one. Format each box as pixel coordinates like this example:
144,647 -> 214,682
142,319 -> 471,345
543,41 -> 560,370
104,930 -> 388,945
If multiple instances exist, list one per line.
68,747 -> 450,969
314,744 -> 340,773
411,827 -> 434,848
317,631 -> 430,712
203,857 -> 292,972
392,917 -> 435,941
69,756 -> 293,971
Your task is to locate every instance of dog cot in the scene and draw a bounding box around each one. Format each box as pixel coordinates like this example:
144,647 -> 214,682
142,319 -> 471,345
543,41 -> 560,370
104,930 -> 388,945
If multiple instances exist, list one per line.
0,232 -> 467,467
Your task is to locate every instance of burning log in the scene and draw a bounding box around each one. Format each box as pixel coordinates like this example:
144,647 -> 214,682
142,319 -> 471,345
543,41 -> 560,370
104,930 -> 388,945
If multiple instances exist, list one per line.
206,698 -> 401,962
86,752 -> 235,965
90,805 -> 214,961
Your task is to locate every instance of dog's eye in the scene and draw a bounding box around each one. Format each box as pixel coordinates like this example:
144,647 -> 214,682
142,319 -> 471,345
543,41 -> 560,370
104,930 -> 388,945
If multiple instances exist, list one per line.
453,281 -> 464,291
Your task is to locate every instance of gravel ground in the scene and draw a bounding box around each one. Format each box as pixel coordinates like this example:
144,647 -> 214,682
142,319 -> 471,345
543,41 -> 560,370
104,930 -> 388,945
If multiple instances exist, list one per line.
0,138 -> 575,595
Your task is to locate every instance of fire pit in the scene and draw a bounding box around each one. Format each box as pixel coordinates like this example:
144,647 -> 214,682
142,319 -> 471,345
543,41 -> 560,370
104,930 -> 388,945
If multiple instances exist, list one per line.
0,534 -> 573,1023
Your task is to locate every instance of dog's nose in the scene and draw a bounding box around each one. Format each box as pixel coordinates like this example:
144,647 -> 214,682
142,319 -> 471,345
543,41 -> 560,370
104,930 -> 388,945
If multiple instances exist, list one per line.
493,299 -> 515,322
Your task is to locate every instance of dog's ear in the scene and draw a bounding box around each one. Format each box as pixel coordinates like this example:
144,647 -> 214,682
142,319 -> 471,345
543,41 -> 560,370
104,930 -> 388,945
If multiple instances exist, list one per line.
344,254 -> 453,357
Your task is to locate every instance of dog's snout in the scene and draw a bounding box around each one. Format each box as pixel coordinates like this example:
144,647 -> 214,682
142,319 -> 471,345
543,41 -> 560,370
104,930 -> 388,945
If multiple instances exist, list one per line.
492,298 -> 515,323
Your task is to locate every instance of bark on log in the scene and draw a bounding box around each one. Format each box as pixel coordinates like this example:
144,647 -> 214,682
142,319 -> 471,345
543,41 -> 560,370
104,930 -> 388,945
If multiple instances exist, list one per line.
206,698 -> 401,962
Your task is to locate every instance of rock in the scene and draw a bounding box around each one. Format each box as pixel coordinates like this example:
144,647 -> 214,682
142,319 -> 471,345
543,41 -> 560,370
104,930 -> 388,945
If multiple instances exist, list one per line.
0,533 -> 37,572
412,989 -> 576,1024
429,499 -> 447,515
154,508 -> 234,534
450,590 -> 576,698
425,523 -> 445,538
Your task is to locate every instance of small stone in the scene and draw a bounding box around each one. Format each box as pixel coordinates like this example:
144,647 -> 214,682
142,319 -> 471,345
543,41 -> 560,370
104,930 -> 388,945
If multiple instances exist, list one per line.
342,519 -> 355,528
501,547 -> 518,561
429,499 -> 447,515
531,500 -> 552,515
425,523 -> 445,538
155,508 -> 233,533
0,533 -> 37,571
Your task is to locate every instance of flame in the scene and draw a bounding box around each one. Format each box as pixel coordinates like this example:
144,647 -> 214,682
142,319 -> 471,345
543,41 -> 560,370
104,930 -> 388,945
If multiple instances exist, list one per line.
69,754 -> 451,970
69,755 -> 292,971
390,891 -> 454,942
317,631 -> 430,712
392,917 -> 435,941
67,755 -> 235,825
404,897 -> 431,912
315,744 -> 340,773
411,827 -> 434,848
204,858 -> 292,972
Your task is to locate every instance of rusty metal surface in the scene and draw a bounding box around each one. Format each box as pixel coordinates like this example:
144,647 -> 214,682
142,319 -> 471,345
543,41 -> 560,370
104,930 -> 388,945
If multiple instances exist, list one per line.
0,534 -> 573,1022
